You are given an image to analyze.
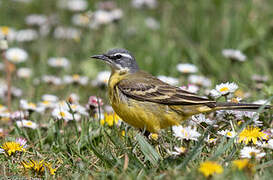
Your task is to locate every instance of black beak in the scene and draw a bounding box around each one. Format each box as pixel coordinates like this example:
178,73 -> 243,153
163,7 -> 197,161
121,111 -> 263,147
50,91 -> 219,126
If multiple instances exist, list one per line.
90,54 -> 108,61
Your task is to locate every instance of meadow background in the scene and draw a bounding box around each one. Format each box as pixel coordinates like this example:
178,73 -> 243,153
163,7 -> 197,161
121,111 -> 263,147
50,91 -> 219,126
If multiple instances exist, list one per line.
0,0 -> 272,179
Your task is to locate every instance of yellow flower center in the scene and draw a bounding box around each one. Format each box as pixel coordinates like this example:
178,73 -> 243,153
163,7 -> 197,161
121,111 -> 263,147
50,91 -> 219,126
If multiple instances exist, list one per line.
28,102 -> 36,108
81,15 -> 90,23
59,111 -> 66,117
103,79 -> 108,83
0,26 -> 10,35
26,121 -> 33,126
42,100 -> 50,105
150,133 -> 158,140
72,74 -> 80,80
11,54 -> 20,62
181,129 -> 188,137
219,87 -> 229,92
249,152 -> 257,157
227,132 -> 232,137
71,104 -> 77,109
56,59 -> 63,65
179,147 -> 186,153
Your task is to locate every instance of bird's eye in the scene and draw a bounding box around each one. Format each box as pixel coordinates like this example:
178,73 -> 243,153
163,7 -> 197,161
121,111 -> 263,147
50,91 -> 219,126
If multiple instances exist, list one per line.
114,54 -> 122,59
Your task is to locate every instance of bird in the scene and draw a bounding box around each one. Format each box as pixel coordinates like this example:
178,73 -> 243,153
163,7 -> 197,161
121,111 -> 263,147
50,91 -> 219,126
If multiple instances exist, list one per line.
91,48 -> 271,133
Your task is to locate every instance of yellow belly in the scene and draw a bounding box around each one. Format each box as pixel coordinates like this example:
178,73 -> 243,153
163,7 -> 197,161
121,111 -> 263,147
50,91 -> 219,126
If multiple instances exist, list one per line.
111,97 -> 182,133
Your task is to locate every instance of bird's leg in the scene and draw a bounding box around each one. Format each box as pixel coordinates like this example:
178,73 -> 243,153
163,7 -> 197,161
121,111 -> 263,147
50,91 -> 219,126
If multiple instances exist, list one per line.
140,129 -> 150,138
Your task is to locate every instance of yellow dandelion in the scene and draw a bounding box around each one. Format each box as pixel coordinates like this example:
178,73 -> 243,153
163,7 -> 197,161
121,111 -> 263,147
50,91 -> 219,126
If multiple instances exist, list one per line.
0,141 -> 26,156
232,159 -> 254,170
121,130 -> 125,137
149,133 -> 159,141
239,126 -> 268,145
198,161 -> 223,177
103,113 -> 121,127
22,159 -> 57,175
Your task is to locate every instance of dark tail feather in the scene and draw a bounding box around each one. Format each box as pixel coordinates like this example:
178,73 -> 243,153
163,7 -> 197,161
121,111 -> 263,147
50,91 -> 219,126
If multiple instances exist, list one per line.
215,102 -> 272,111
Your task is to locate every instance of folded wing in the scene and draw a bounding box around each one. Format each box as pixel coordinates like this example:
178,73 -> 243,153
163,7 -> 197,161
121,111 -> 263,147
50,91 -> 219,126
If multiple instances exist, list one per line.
118,71 -> 216,107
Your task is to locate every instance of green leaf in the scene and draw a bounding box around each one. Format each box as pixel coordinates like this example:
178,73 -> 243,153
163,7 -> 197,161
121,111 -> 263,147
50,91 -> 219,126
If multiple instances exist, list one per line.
136,134 -> 161,166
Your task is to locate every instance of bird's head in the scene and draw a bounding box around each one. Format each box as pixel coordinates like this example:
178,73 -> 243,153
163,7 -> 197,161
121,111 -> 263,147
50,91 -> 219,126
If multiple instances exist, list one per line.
91,48 -> 139,73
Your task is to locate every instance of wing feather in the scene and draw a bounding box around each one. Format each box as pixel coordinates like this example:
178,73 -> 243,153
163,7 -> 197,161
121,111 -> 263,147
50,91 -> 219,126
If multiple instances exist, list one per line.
118,71 -> 216,106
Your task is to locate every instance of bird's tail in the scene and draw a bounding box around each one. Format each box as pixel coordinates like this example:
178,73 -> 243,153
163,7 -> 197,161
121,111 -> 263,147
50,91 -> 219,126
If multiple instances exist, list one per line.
214,102 -> 272,111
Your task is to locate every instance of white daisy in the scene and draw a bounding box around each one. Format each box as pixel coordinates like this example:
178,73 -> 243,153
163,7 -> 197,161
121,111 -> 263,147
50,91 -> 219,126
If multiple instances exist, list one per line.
38,94 -> 58,109
16,120 -> 38,129
188,75 -> 211,87
48,57 -> 70,68
42,94 -> 59,103
15,29 -> 38,42
90,9 -> 123,28
54,100 -> 70,110
176,63 -> 198,74
58,0 -> 88,12
131,0 -> 157,9
17,67 -> 32,79
180,84 -> 199,93
41,75 -> 63,85
38,100 -> 55,109
25,14 -> 48,26
71,12 -> 91,26
20,100 -> 44,113
63,74 -> 89,85
145,17 -> 160,30
52,108 -> 73,121
217,130 -> 236,138
92,71 -> 111,87
205,135 -> 217,144
170,146 -> 187,156
215,82 -> 238,95
251,74 -> 268,83
67,93 -> 80,103
0,104 -> 7,113
16,138 -> 28,148
69,103 -> 88,116
0,39 -> 8,50
157,75 -> 179,86
190,114 -> 214,125
172,125 -> 201,141
9,111 -> 29,120
0,26 -> 16,42
209,89 -> 221,99
20,100 -> 37,111
240,146 -> 266,159
222,49 -> 246,62
53,26 -> 81,40
5,47 -> 28,63
257,139 -> 273,150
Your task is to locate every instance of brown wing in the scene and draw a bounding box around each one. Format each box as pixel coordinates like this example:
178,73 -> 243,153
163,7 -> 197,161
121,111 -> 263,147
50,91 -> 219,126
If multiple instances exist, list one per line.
118,71 -> 216,107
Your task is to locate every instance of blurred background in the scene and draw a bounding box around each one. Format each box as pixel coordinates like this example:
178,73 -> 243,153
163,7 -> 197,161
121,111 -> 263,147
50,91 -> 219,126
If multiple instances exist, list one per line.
0,0 -> 272,102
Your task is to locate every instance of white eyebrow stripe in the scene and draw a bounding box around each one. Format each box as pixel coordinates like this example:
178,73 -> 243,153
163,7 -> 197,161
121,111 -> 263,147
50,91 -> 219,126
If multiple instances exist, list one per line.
114,53 -> 132,59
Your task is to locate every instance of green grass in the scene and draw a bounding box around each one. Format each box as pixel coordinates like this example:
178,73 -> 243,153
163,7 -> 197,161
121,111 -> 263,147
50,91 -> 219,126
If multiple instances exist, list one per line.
0,0 -> 273,179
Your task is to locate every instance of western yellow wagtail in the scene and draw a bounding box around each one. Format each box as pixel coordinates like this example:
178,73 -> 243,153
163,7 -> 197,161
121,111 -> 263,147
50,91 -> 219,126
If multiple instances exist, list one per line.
91,48 -> 271,133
